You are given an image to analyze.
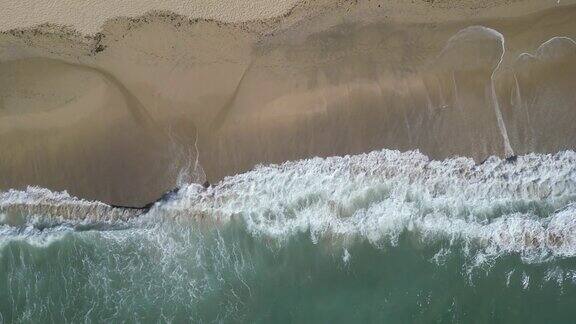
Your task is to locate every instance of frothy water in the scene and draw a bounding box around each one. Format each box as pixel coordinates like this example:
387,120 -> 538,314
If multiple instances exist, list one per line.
2,149 -> 576,322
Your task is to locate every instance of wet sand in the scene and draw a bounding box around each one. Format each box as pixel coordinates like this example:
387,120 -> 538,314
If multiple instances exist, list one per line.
1,0 -> 576,206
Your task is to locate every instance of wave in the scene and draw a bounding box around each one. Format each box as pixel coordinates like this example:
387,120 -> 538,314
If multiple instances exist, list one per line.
159,149 -> 576,262
3,149 -> 576,261
2,149 -> 576,322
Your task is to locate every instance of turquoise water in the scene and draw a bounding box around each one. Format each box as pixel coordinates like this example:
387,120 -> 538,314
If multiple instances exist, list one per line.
2,149 -> 576,323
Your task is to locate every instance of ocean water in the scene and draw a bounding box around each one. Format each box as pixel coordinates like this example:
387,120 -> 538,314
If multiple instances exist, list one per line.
2,149 -> 576,323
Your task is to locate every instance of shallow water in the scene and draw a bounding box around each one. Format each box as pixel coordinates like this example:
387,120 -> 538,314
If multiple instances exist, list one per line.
2,149 -> 576,323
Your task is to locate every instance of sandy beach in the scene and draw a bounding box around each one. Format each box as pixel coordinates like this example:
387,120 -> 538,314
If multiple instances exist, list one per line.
1,0 -> 576,205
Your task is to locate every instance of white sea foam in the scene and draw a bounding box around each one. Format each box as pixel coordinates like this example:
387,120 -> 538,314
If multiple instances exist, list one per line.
156,149 -> 576,262
0,186 -> 141,225
2,149 -> 576,263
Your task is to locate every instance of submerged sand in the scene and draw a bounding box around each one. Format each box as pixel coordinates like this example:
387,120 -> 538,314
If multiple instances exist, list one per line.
1,0 -> 576,206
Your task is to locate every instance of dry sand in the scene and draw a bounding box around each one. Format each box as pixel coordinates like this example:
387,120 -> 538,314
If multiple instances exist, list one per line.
1,0 -> 301,34
1,0 -> 576,206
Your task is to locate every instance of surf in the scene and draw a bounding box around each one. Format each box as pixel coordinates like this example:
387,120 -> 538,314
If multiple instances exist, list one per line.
2,149 -> 576,322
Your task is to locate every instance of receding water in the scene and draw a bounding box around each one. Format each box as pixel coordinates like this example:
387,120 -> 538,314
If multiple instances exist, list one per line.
2,149 -> 576,323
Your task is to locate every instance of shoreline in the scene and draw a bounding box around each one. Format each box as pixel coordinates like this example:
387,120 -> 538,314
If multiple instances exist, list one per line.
2,0 -> 576,206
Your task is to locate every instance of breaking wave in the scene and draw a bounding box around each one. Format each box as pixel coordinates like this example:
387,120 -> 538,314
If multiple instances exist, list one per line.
2,149 -> 576,322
